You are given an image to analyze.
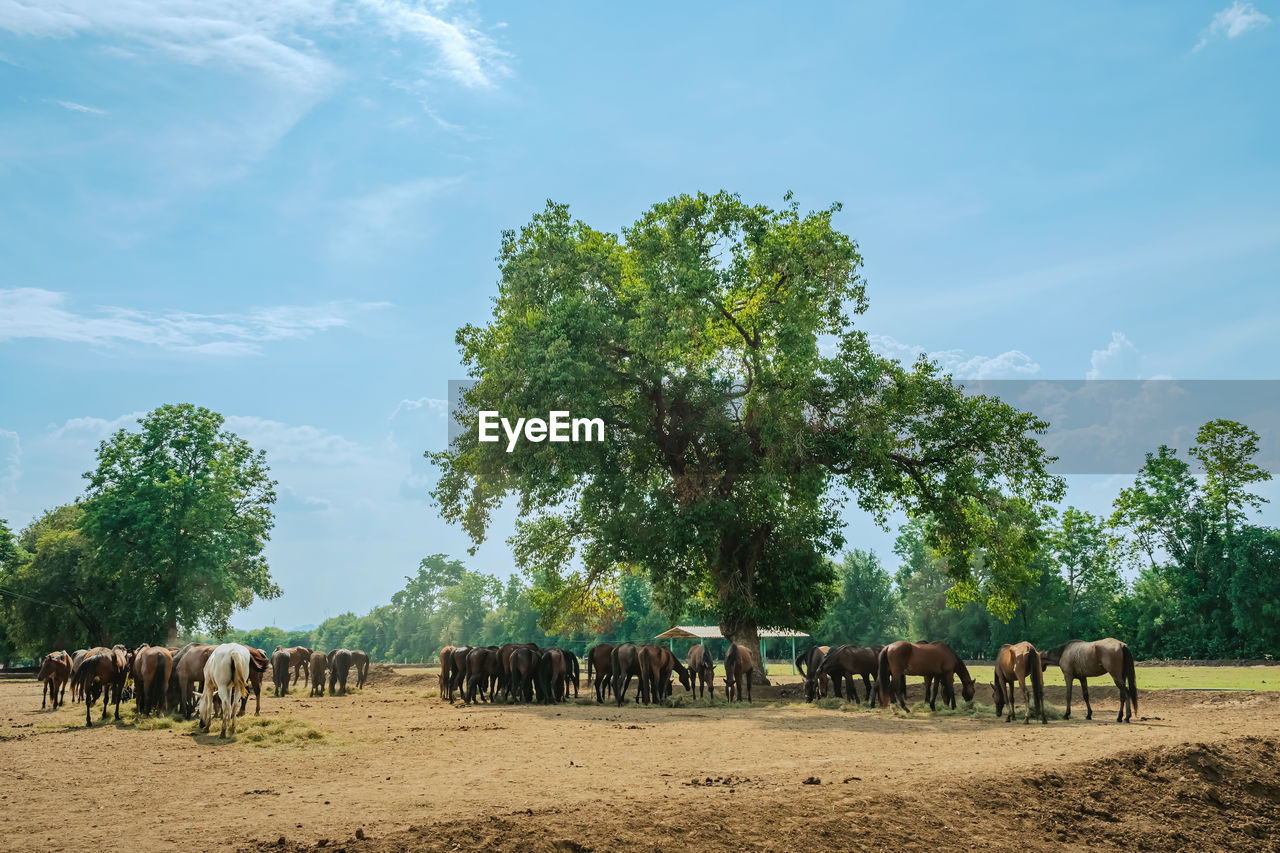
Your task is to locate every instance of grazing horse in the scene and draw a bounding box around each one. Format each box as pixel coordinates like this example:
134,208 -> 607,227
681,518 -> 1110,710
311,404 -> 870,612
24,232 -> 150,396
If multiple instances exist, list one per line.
328,649 -> 354,696
1041,638 -> 1137,723
448,646 -> 472,701
350,650 -> 370,689
271,648 -> 292,697
132,644 -> 174,716
612,643 -> 643,706
37,651 -> 72,710
199,643 -> 250,738
174,643 -> 216,719
991,642 -> 1046,724
499,643 -> 540,701
465,646 -> 502,704
562,649 -> 581,699
238,647 -> 269,716
68,649 -> 89,703
687,644 -> 716,700
535,648 -> 568,704
639,645 -> 691,705
796,645 -> 830,702
439,645 -> 456,699
878,641 -> 975,711
509,647 -> 541,703
73,646 -> 128,726
309,651 -> 329,697
586,643 -> 615,704
722,643 -> 755,703
288,646 -> 312,684
816,645 -> 881,704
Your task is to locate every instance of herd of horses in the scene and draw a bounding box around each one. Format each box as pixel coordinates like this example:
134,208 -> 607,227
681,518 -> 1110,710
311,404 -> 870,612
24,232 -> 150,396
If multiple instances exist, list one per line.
32,634 -> 1141,732
438,636 -> 1140,723
33,641 -> 372,736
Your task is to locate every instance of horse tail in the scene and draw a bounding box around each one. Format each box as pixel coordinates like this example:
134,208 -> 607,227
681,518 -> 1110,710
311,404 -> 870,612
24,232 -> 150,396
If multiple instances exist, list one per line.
586,651 -> 595,687
795,646 -> 809,679
1029,648 -> 1045,720
1122,644 -> 1137,717
149,661 -> 167,714
877,646 -> 891,707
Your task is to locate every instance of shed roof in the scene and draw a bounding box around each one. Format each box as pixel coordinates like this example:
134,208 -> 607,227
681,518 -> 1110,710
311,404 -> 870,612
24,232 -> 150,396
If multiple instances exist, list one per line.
654,625 -> 810,640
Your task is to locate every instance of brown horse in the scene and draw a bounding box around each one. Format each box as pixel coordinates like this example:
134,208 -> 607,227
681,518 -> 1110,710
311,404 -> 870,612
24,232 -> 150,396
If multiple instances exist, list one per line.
174,643 -> 216,718
132,644 -> 174,716
499,643 -> 540,701
309,651 -> 329,697
68,649 -> 89,702
722,643 -> 755,703
1041,638 -> 1137,723
73,646 -> 128,726
448,646 -> 472,700
687,644 -> 716,700
287,646 -> 312,684
816,645 -> 881,704
237,647 -> 269,715
37,651 -> 72,710
612,643 -> 642,705
271,648 -> 292,697
350,650 -> 370,689
586,643 -> 615,704
508,646 -> 541,703
878,641 -> 975,711
438,645 -> 456,699
991,642 -> 1046,724
639,645 -> 691,705
795,645 -> 830,702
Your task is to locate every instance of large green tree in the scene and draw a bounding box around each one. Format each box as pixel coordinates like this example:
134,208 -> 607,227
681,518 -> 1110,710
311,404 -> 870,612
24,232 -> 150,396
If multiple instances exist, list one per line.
815,549 -> 902,646
430,192 -> 1062,677
1048,507 -> 1122,639
81,404 -> 280,645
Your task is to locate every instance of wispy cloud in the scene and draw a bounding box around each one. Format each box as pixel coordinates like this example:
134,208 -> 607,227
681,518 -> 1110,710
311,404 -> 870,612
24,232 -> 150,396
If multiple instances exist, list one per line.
0,429 -> 21,494
0,288 -> 388,355
868,334 -> 1042,379
1196,1 -> 1271,50
334,175 -> 464,255
52,100 -> 106,115
390,396 -> 448,420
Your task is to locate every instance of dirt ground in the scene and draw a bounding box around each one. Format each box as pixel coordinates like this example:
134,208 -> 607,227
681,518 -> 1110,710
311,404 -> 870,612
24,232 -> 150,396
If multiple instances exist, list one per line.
3,667 -> 1279,852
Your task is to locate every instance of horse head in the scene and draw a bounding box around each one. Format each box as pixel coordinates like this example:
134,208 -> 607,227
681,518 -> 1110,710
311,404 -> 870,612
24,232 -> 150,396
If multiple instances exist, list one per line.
961,680 -> 976,702
990,682 -> 1004,716
678,669 -> 692,692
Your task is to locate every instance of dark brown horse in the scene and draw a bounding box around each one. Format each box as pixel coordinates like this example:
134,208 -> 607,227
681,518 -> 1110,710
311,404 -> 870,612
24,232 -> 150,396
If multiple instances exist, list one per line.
448,646 -> 472,701
722,643 -> 755,703
271,648 -> 292,697
639,645 -> 691,705
878,641 -> 975,711
309,651 -> 329,697
350,650 -> 370,689
68,649 -> 89,703
535,648 -> 567,704
562,649 -> 581,699
465,646 -> 501,704
37,650 -> 72,710
508,646 -> 541,703
992,642 -> 1046,724
1041,638 -> 1137,723
132,644 -> 174,716
795,645 -> 830,702
238,647 -> 269,715
328,649 -> 354,696
817,644 -> 881,704
586,643 -> 615,704
687,644 -> 716,700
73,646 -> 128,726
500,643 -> 540,701
612,643 -> 642,706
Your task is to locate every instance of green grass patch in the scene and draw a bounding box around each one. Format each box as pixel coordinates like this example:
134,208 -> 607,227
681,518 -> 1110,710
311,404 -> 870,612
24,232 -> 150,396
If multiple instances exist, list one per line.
966,664 -> 1280,692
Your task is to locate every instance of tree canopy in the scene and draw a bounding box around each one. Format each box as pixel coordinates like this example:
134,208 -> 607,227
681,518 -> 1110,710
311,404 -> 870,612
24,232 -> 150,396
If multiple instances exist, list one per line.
430,191 -> 1063,668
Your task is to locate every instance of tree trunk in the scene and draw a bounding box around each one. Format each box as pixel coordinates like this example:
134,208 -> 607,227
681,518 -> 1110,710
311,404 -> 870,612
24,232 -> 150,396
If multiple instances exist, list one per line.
166,618 -> 178,649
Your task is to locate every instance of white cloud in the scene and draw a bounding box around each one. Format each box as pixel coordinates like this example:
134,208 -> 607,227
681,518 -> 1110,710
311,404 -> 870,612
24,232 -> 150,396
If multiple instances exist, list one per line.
868,334 -> 1041,379
336,176 -> 465,253
1196,1 -> 1271,50
0,288 -> 388,355
52,100 -> 106,115
1086,331 -> 1141,380
390,396 -> 448,420
48,411 -> 148,443
223,416 -> 372,467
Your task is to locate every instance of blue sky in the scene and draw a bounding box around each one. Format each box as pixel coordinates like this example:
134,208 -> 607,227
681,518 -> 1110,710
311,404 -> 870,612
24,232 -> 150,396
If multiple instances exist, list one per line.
1,2 -> 1277,629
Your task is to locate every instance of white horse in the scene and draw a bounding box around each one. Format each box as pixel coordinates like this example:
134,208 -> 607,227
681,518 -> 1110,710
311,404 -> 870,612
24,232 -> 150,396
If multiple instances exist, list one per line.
198,643 -> 251,738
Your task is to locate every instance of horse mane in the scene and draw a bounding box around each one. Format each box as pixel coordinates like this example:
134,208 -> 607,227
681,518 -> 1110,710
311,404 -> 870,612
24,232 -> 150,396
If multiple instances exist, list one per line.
953,654 -> 974,687
724,642 -> 739,673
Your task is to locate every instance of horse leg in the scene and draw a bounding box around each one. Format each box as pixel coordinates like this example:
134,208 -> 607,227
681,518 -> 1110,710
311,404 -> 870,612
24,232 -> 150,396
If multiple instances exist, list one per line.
1020,676 -> 1031,724
1062,674 -> 1072,720
1080,678 -> 1092,720
1111,672 -> 1127,722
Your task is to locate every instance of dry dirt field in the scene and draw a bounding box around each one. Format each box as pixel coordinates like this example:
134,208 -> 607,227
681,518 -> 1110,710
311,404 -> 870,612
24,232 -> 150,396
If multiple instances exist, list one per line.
3,666 -> 1280,852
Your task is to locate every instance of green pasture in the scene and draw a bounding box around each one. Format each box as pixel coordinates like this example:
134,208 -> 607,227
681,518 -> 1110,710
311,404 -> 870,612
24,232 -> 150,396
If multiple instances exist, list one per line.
963,665 -> 1278,691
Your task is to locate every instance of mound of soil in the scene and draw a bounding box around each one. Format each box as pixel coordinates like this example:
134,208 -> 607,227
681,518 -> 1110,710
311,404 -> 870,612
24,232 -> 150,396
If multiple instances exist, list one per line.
242,737 -> 1280,852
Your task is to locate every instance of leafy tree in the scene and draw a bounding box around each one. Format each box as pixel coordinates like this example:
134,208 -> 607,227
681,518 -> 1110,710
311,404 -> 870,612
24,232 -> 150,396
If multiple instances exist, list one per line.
80,404 -> 280,645
1048,508 -> 1122,639
430,192 -> 1062,678
1189,419 -> 1271,542
815,549 -> 902,645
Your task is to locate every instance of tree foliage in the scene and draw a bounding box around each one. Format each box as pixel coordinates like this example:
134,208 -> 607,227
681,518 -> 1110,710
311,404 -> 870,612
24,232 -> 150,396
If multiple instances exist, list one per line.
430,192 -> 1063,668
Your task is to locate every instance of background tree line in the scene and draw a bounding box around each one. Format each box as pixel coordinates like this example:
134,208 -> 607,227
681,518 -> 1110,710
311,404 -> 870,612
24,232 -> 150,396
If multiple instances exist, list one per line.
2,411 -> 1275,666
